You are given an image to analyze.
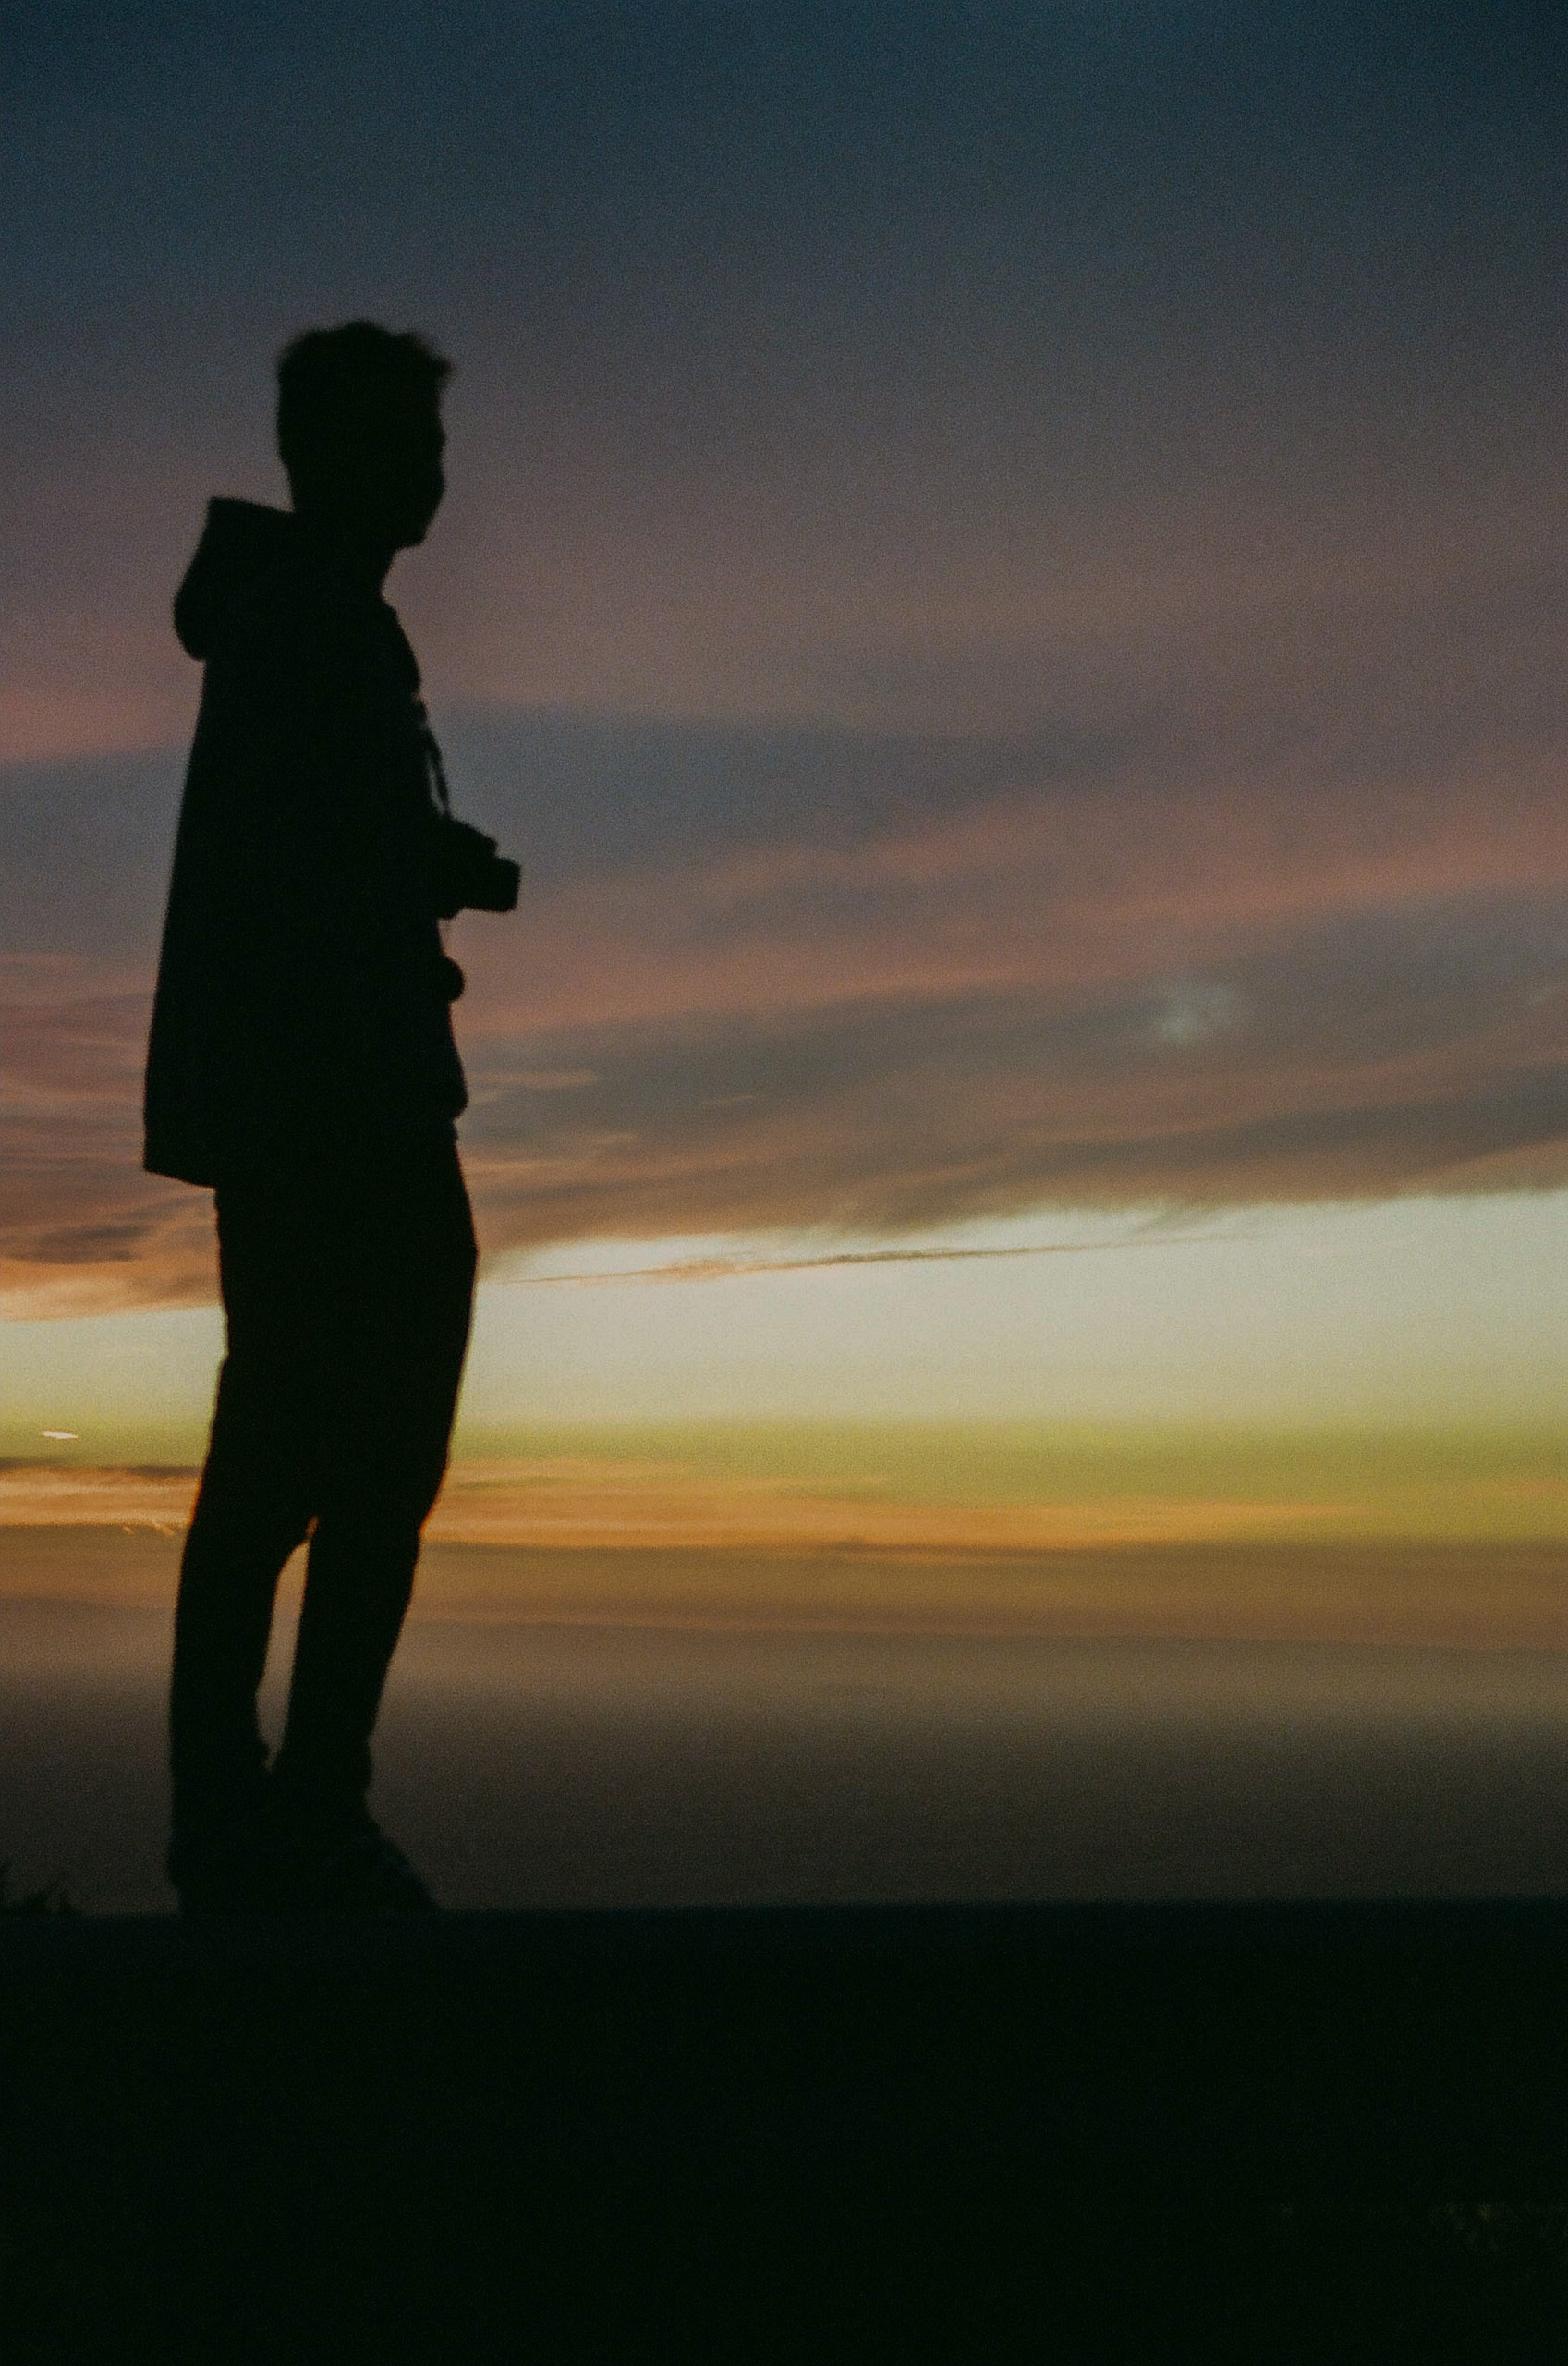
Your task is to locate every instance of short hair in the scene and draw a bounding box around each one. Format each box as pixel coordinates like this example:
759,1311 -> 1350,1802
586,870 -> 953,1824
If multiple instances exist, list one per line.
275,322 -> 452,493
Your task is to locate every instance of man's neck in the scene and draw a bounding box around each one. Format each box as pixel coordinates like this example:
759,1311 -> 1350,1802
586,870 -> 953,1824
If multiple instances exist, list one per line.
293,509 -> 397,596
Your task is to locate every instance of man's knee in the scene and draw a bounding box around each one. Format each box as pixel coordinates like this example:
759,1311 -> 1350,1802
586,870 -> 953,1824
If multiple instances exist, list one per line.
187,1463 -> 313,1565
311,1478 -> 436,1561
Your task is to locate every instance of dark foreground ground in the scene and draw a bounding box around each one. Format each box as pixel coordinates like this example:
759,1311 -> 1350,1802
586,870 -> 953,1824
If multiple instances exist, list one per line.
5,1900 -> 1565,2363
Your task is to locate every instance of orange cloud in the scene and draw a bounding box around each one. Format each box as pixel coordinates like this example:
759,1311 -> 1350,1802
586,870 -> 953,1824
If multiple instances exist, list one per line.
3,1463 -> 1563,1650
5,538 -> 1566,1313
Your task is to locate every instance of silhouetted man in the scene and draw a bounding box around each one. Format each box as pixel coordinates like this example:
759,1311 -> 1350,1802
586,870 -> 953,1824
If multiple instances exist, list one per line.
146,323 -> 517,1912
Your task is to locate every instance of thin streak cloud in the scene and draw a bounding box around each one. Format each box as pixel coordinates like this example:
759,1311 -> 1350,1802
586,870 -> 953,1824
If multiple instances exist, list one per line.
514,1233 -> 1249,1287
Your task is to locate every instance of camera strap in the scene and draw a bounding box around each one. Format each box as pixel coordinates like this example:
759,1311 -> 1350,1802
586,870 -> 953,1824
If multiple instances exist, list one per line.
414,699 -> 454,817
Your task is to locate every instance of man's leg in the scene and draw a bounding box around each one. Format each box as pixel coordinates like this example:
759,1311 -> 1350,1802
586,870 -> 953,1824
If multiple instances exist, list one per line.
269,1139 -> 476,1839
167,1183 -> 317,1889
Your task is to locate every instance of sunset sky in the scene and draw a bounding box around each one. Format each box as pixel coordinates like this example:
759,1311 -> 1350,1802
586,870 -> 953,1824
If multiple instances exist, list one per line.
3,3 -> 1564,1564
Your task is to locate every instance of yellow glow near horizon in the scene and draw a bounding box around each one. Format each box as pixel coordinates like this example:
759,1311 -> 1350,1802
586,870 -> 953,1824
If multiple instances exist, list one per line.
2,1193 -> 1564,1459
5,1190 -> 1563,1633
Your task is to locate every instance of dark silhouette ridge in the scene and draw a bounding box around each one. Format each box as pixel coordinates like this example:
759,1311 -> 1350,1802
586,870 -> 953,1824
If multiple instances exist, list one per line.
5,1900 -> 1565,2359
143,323 -> 518,1914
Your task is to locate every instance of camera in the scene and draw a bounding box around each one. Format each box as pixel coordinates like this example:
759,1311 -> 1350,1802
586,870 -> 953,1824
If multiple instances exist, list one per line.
425,811 -> 521,919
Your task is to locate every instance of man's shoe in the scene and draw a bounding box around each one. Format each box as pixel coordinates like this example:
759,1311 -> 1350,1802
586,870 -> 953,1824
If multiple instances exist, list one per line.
173,1781 -> 439,1916
171,1779 -> 437,1911
259,1791 -> 440,1916
293,1810 -> 440,1916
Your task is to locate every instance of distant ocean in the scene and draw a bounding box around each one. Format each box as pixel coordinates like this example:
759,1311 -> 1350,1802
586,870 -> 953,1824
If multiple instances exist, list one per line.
4,1531 -> 1565,1912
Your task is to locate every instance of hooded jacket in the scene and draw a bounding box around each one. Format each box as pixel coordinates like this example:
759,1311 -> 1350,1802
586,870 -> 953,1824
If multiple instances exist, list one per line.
143,499 -> 468,1186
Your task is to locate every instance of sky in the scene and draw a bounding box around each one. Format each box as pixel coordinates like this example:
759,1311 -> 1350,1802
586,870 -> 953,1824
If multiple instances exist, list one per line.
2,1 -> 1565,1538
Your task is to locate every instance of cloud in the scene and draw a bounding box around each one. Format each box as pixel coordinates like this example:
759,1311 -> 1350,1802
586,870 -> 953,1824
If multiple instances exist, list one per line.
450,905 -> 1566,1262
5,748 -> 1566,1312
1149,982 -> 1247,1048
4,537 -> 1566,1313
513,1232 -> 1246,1287
0,969 -> 218,1313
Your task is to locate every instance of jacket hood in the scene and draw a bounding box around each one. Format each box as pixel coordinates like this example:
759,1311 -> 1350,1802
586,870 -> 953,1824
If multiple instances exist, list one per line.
173,498 -> 298,659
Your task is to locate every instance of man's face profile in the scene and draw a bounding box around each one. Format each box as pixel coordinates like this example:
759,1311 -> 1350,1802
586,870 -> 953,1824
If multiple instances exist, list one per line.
291,396 -> 445,555
377,403 -> 445,550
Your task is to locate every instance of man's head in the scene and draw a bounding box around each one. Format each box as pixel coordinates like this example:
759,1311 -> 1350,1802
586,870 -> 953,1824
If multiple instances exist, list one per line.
276,322 -> 451,553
